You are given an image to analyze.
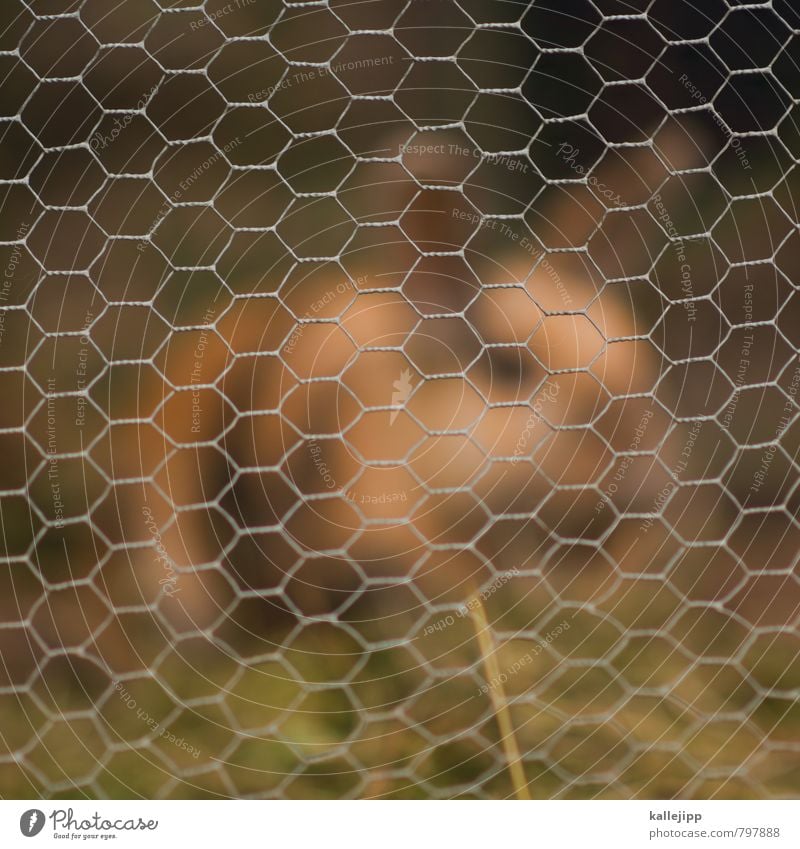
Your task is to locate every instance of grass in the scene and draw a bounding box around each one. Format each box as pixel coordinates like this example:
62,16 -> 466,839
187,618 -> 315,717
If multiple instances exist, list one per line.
2,577 -> 799,800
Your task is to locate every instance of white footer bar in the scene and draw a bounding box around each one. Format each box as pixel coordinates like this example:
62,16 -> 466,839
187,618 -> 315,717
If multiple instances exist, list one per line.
3,800 -> 798,848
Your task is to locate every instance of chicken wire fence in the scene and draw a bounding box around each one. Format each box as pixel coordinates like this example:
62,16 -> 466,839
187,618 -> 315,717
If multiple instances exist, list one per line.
0,0 -> 799,800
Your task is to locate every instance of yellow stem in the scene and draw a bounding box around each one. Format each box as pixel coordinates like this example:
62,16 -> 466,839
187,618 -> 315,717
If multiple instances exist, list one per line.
469,592 -> 531,801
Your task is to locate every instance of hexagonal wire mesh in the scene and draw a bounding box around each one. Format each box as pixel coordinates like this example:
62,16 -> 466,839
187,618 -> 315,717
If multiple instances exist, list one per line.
0,0 -> 799,800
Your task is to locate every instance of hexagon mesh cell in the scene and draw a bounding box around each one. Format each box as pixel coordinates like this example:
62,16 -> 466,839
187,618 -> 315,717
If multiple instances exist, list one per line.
0,0 -> 799,801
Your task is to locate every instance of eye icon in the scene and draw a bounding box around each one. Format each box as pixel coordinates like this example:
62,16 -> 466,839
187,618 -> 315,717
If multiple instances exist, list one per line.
20,810 -> 45,837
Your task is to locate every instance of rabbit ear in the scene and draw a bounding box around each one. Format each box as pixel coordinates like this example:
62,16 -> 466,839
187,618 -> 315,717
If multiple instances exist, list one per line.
536,121 -> 713,241
589,123 -> 715,272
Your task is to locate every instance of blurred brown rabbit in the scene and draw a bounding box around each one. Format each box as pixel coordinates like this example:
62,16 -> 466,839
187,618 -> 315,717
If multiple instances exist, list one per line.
87,128 -> 709,646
